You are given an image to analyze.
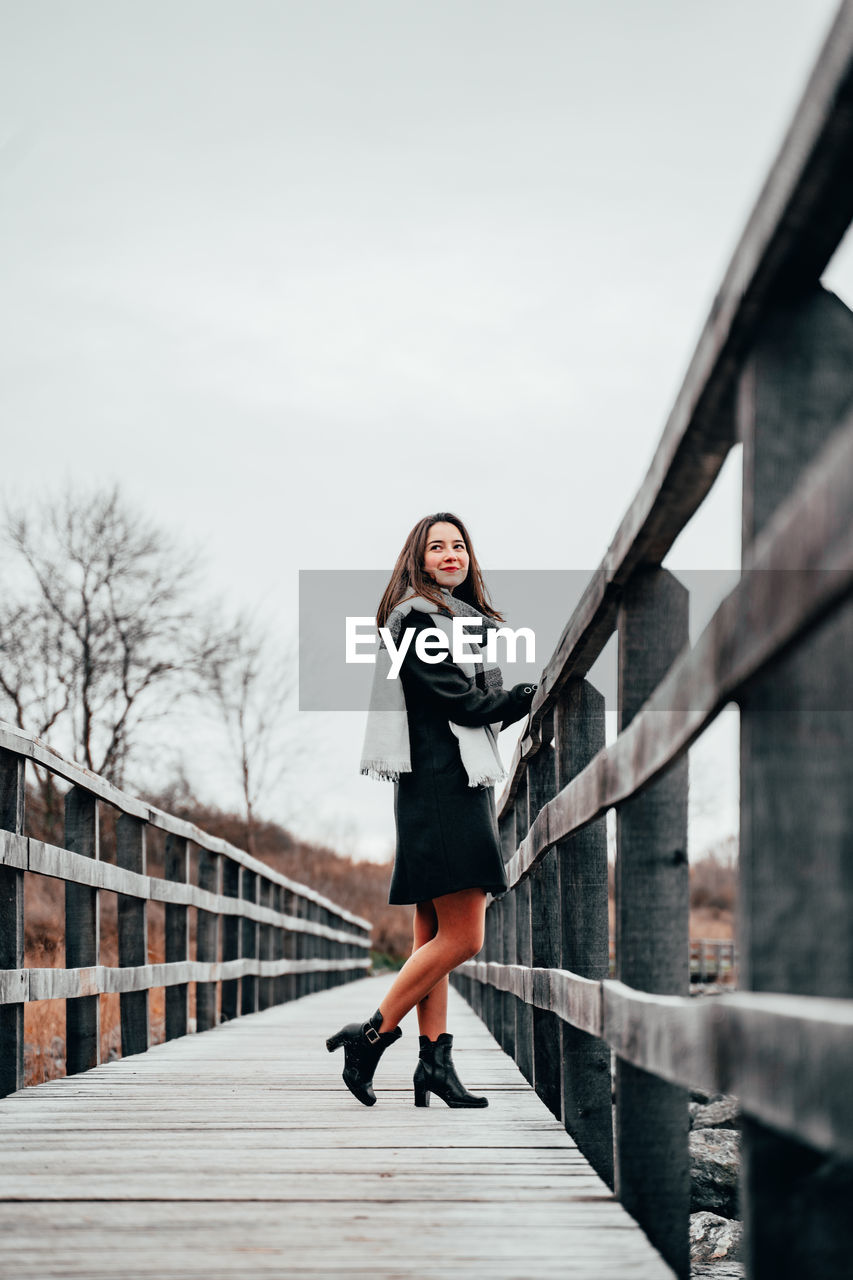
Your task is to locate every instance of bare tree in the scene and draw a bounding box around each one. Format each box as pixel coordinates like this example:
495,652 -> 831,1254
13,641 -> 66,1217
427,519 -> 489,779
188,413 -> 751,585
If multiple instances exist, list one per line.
0,484 -> 223,829
203,615 -> 298,856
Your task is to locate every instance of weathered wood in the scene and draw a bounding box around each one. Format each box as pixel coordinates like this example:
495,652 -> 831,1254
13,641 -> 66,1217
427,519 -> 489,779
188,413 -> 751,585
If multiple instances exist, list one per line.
219,858 -> 241,1021
493,814 -> 515,1056
5,956 -> 370,1003
500,887 -> 517,1060
554,681 -> 613,1187
116,815 -> 149,1057
499,0 -> 853,815
0,749 -> 26,1097
0,723 -> 370,933
512,775 -> 533,1075
64,787 -> 100,1075
737,284 -> 853,1279
164,835 -> 189,1041
257,879 -> 274,1011
615,567 -> 690,1279
240,869 -> 258,1015
281,888 -> 296,1004
0,976 -> 674,1279
196,849 -> 220,1032
514,874 -> 534,1088
23,835 -> 369,946
481,896 -> 499,1036
528,714 -> 562,1122
272,884 -> 287,1006
459,963 -> 853,1161
503,400 -> 853,896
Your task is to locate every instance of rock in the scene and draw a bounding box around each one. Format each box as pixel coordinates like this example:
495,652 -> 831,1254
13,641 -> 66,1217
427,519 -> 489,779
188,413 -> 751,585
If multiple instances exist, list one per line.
690,1129 -> 740,1217
690,1087 -> 724,1105
691,1264 -> 745,1279
693,1096 -> 740,1130
690,1211 -> 743,1264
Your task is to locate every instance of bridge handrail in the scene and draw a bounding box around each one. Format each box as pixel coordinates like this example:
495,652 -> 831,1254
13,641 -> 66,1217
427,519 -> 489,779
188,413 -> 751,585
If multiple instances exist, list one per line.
499,0 -> 853,811
455,5 -> 853,1277
0,719 -> 372,1095
0,721 -> 370,930
503,406 -> 852,890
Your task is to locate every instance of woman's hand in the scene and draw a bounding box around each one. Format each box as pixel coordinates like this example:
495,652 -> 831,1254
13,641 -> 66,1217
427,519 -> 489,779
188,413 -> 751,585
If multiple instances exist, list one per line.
510,683 -> 537,706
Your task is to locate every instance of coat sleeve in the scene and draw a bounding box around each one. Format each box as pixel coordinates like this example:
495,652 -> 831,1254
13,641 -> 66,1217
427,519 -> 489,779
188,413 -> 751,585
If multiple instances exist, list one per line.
398,614 -> 534,730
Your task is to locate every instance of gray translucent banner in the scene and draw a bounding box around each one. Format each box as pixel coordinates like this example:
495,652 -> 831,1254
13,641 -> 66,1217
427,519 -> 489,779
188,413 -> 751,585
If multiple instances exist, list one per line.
299,568 -> 738,712
298,568 -> 850,711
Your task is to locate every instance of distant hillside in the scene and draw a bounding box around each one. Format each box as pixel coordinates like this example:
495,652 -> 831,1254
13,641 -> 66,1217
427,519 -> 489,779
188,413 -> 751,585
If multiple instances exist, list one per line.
23,783 -> 413,965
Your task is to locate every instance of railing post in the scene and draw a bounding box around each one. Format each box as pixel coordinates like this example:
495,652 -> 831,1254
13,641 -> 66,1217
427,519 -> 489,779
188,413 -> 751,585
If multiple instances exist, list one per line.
495,810 -> 516,1058
240,869 -> 258,1014
273,884 -> 286,1005
500,882 -> 516,1061
196,848 -> 220,1032
65,787 -> 100,1074
736,285 -> 853,1279
283,889 -> 296,1003
483,900 -> 498,1039
554,679 -> 613,1187
317,901 -> 326,988
297,896 -> 309,999
116,815 -> 149,1056
164,834 -> 189,1041
0,749 -> 26,1096
468,895 -> 483,1019
220,857 -> 240,1020
304,899 -> 317,996
258,878 -> 273,1010
528,711 -> 561,1121
481,900 -> 498,1036
615,566 -> 690,1279
513,772 -> 533,1085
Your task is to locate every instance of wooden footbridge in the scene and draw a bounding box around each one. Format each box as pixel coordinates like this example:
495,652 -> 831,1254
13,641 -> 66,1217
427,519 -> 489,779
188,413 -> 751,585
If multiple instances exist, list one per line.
3,5 -> 853,1278
0,977 -> 672,1279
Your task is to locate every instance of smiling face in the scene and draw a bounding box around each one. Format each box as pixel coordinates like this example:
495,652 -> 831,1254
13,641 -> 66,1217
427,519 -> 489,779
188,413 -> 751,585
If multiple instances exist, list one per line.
423,521 -> 470,593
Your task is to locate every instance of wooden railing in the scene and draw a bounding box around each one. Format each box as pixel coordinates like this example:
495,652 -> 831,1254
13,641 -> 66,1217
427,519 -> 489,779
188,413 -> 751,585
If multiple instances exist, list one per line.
0,722 -> 371,1097
605,937 -> 737,984
452,5 -> 853,1278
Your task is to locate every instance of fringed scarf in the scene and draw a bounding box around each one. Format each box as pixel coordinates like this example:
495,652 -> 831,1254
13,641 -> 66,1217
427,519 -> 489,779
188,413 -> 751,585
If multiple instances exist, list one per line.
359,586 -> 507,789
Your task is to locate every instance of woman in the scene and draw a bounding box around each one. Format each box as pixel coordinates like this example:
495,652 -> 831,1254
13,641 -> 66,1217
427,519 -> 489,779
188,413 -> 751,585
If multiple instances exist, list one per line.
326,512 -> 536,1108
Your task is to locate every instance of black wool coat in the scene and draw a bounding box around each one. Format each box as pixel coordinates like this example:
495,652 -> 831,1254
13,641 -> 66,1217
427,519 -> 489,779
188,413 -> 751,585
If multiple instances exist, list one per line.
388,610 -> 535,906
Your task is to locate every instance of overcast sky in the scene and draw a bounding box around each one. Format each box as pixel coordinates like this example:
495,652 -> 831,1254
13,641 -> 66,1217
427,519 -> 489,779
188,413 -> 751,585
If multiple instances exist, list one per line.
2,1 -> 850,862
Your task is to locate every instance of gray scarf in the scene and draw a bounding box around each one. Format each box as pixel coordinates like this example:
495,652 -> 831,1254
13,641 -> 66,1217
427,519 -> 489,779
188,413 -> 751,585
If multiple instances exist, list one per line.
359,587 -> 507,788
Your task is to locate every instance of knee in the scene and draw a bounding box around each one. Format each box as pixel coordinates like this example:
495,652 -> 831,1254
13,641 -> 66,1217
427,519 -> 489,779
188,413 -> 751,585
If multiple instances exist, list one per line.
451,926 -> 485,964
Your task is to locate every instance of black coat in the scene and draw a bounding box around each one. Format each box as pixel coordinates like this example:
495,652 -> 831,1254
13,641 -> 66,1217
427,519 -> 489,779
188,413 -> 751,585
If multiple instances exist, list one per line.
388,610 -> 535,906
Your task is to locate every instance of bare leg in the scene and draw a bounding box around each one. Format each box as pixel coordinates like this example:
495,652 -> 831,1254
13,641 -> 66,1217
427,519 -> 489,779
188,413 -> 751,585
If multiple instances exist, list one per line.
377,888 -> 486,1032
412,900 -> 448,1040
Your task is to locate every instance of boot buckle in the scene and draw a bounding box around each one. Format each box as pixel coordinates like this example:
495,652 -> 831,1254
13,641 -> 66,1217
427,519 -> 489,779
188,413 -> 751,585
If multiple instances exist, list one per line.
364,1024 -> 380,1044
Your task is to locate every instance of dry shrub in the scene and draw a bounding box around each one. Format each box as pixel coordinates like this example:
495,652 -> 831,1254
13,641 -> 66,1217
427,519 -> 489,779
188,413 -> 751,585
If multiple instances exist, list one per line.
689,843 -> 737,914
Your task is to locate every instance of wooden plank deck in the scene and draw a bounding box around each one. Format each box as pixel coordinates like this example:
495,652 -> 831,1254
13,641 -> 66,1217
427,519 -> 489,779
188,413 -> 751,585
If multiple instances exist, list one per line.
0,975 -> 674,1278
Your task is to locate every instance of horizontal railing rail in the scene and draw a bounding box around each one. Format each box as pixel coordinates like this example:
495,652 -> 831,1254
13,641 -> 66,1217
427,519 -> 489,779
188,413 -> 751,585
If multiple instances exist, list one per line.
500,0 -> 853,801
453,5 -> 853,1278
0,722 -> 372,1096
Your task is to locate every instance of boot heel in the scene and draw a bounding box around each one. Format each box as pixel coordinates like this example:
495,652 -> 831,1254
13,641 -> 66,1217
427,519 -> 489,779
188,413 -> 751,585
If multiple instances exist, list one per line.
414,1082 -> 431,1107
326,1031 -> 345,1052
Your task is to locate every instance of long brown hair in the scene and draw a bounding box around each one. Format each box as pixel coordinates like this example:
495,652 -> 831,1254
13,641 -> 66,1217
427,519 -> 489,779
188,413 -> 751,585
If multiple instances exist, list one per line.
376,512 -> 505,628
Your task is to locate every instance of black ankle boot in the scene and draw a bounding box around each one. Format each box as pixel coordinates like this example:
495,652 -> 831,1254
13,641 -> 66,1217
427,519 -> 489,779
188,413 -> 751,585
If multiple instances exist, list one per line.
413,1033 -> 488,1108
325,1008 -> 402,1106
